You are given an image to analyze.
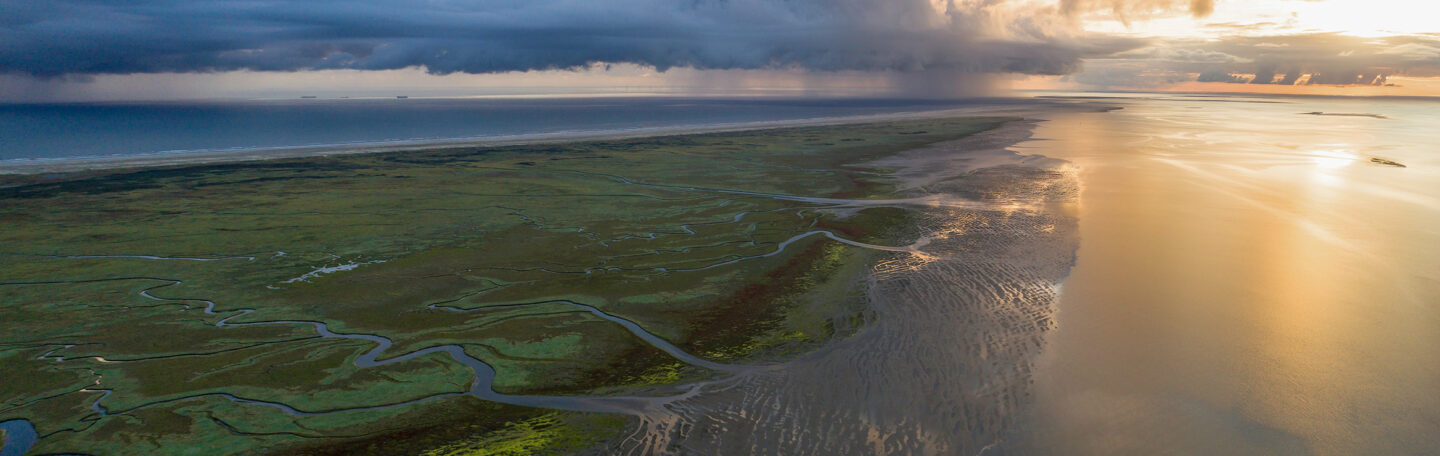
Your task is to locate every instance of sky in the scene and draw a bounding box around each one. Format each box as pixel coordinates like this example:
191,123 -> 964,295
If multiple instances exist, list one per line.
1,0 -> 1437,101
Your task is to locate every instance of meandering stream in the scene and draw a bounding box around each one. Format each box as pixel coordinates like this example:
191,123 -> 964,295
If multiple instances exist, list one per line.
2,207 -> 947,454
3,121 -> 1071,455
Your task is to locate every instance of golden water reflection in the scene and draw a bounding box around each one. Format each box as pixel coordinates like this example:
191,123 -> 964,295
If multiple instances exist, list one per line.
1007,96 -> 1440,454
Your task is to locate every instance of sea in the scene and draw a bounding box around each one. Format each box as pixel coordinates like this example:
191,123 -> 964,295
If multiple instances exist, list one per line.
1006,93 -> 1440,454
0,97 -> 1016,163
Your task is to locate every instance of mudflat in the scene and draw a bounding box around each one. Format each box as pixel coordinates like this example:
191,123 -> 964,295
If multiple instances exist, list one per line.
2,116 -> 1063,455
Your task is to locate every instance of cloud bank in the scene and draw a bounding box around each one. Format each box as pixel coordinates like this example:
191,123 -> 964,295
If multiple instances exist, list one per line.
1075,33 -> 1440,88
1,0 -> 1162,79
1203,34 -> 1440,85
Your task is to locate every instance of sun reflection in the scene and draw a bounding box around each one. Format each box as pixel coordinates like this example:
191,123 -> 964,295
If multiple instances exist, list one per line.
1312,172 -> 1344,188
1308,149 -> 1355,169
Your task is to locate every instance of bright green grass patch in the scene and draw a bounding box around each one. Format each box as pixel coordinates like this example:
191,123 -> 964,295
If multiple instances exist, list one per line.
420,412 -> 627,456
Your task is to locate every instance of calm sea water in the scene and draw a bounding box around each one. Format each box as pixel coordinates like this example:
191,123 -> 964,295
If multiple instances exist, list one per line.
0,97 -> 1007,162
1004,94 -> 1440,455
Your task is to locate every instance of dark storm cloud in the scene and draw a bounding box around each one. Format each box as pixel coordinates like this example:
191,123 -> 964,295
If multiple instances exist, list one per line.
0,0 -> 1151,78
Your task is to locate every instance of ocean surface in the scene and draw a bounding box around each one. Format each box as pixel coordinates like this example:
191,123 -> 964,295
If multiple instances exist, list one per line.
1002,94 -> 1440,454
0,97 -> 1006,162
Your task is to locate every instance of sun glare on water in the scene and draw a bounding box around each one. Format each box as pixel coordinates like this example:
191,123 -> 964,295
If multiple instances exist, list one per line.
1308,149 -> 1356,169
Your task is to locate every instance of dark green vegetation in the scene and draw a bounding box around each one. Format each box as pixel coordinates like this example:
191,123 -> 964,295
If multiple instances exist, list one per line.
0,118 -> 1008,455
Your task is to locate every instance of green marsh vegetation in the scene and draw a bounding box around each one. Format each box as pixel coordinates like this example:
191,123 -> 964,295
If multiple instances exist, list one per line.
0,117 -> 1009,455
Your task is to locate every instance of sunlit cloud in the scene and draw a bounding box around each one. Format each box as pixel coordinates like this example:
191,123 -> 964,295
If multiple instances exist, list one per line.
1,0 -> 1437,100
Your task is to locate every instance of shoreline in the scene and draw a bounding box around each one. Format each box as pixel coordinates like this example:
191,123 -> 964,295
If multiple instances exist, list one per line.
0,117 -> 1028,455
0,103 -> 1053,176
614,117 -> 1082,454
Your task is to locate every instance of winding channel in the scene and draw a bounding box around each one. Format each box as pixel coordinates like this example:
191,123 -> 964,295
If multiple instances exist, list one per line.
3,224 -> 925,455
40,277 -> 740,419
587,171 -> 1006,211
2,167 -> 1005,454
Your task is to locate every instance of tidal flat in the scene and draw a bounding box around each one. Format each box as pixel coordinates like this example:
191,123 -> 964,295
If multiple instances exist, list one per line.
0,117 -> 1034,455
